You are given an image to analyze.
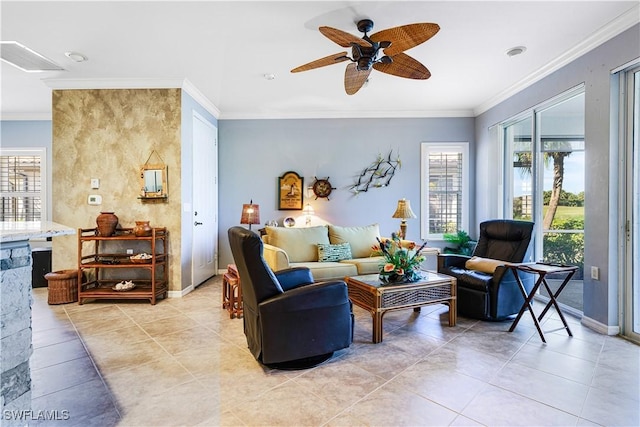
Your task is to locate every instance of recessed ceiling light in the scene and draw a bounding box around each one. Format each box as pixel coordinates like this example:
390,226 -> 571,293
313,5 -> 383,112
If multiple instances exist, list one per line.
65,51 -> 88,62
506,46 -> 527,57
263,73 -> 276,80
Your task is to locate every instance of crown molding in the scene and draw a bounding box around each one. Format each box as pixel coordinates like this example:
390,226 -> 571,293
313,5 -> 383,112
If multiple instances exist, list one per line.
43,77 -> 220,119
0,112 -> 52,121
474,4 -> 640,116
219,109 -> 475,120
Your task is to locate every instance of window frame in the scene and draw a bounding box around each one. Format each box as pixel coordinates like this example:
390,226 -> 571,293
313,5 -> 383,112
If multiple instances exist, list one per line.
0,147 -> 47,222
420,142 -> 470,240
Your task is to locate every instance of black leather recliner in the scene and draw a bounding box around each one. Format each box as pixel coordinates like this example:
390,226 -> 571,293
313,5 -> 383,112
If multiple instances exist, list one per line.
438,219 -> 535,321
227,226 -> 353,369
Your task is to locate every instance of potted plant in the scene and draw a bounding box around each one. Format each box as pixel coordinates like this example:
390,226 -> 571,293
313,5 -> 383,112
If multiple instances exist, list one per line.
443,230 -> 477,256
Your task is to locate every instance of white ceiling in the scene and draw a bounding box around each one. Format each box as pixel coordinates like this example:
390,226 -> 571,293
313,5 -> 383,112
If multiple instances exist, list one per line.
1,1 -> 638,120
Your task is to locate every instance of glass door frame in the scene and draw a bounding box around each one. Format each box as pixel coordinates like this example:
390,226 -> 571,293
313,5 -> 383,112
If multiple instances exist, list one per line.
619,63 -> 640,344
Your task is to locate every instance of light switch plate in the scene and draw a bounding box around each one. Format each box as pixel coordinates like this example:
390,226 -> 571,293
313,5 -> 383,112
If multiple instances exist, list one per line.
91,178 -> 100,189
88,194 -> 102,205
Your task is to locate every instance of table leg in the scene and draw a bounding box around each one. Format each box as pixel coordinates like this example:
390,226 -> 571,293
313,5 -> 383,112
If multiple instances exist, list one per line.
448,298 -> 457,326
539,278 -> 573,337
372,311 -> 383,344
509,270 -> 547,343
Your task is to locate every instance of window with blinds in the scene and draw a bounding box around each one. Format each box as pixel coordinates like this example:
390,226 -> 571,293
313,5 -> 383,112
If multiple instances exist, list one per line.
420,143 -> 469,239
0,150 -> 44,221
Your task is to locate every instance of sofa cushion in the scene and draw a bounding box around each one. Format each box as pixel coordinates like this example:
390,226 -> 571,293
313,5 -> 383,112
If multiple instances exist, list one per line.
340,256 -> 383,275
318,242 -> 352,262
265,226 -> 329,263
328,224 -> 380,259
290,261 -> 357,281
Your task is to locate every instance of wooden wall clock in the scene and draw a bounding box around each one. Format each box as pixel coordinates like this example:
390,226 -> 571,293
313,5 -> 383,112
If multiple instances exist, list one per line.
312,177 -> 336,200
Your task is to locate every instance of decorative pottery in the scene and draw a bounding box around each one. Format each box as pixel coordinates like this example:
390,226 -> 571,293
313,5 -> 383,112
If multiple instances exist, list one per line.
133,220 -> 152,237
96,212 -> 118,237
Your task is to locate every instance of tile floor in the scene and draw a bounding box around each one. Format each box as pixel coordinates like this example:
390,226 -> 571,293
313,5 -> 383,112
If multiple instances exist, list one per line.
28,276 -> 639,427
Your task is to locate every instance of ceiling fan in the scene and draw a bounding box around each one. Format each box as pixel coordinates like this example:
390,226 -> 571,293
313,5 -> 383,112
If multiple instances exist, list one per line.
291,19 -> 440,95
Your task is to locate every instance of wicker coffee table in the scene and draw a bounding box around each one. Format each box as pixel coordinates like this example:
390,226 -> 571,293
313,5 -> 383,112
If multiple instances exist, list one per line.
345,271 -> 456,343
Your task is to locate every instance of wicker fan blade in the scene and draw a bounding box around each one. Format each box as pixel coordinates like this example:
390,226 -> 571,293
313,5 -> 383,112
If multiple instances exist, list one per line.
344,63 -> 371,95
370,23 -> 440,56
291,52 -> 349,73
320,26 -> 370,48
373,52 -> 431,80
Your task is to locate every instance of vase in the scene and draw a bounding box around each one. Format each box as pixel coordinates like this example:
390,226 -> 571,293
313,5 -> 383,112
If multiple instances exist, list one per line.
96,212 -> 118,237
379,269 -> 422,285
133,220 -> 152,237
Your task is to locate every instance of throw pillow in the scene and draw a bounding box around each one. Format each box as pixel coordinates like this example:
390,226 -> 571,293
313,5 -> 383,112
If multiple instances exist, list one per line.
465,256 -> 507,274
328,224 -> 380,258
317,243 -> 352,262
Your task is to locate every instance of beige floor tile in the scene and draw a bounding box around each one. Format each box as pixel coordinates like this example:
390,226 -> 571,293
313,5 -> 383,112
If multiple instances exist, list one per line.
29,275 -> 640,427
461,384 -> 578,426
228,380 -> 342,426
342,380 -> 458,426
292,359 -> 388,408
102,354 -> 196,411
152,325 -> 221,355
137,312 -> 201,337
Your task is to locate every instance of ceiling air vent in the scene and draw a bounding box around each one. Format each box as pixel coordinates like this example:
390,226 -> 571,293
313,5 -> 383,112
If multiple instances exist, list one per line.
0,41 -> 65,72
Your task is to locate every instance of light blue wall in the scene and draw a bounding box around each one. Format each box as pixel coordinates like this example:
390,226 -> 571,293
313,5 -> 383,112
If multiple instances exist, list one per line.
218,117 -> 475,267
0,120 -> 53,220
475,24 -> 640,328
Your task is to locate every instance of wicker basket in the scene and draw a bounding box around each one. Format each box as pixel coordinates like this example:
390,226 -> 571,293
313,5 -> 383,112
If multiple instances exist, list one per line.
45,269 -> 78,305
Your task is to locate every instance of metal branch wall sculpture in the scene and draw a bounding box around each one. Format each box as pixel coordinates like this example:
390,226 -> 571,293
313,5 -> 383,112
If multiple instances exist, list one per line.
350,151 -> 401,194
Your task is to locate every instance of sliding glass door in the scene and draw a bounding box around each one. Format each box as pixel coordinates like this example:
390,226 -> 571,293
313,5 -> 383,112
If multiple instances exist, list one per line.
503,89 -> 585,313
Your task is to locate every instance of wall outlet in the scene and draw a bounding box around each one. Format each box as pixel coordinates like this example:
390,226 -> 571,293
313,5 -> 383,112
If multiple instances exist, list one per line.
590,266 -> 599,280
126,249 -> 134,255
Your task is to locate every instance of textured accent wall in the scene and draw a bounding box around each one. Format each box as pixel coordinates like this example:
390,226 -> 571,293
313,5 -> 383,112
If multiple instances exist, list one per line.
52,89 -> 182,291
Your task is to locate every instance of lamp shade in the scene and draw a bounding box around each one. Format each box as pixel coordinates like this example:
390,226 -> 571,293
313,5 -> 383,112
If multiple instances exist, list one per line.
240,200 -> 261,226
392,198 -> 416,219
303,203 -> 315,216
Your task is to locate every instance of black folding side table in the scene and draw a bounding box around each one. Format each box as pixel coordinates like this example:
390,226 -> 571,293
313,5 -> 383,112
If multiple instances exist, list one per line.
508,263 -> 578,343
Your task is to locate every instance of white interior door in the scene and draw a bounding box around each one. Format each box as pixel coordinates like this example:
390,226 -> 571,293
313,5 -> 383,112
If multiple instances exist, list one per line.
192,113 -> 218,286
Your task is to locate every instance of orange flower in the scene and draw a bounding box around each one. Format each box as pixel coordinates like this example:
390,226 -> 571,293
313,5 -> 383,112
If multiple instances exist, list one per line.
395,268 -> 404,275
383,263 -> 395,272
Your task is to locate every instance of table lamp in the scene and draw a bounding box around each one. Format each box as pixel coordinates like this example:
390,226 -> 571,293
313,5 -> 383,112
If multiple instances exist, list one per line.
302,203 -> 315,227
392,198 -> 416,239
240,200 -> 261,230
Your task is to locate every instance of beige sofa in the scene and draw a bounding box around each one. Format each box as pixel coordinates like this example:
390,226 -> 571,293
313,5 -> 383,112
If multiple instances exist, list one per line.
262,223 -> 389,281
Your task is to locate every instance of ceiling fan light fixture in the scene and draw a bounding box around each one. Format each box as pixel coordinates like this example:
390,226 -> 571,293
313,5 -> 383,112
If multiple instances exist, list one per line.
506,46 -> 526,57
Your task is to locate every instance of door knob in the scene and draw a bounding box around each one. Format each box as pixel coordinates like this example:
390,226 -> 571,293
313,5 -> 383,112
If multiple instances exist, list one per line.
194,221 -> 203,226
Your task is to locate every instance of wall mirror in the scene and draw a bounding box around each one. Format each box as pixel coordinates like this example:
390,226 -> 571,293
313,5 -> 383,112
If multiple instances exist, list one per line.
139,163 -> 168,199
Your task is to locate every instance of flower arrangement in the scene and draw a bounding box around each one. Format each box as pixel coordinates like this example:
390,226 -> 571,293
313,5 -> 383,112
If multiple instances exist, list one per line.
372,233 -> 428,283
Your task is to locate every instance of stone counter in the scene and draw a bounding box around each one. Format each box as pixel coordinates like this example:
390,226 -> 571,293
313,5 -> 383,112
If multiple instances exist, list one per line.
0,222 -> 74,423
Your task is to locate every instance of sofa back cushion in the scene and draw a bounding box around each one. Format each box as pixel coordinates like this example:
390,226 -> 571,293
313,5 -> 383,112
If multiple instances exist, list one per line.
264,226 -> 329,263
328,224 -> 380,259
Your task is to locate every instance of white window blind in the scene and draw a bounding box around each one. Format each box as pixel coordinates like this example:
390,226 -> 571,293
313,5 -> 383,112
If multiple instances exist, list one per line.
421,143 -> 469,239
0,149 -> 45,221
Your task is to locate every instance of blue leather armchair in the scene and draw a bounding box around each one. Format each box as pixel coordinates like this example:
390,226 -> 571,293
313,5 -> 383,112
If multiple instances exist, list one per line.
438,220 -> 535,321
228,226 -> 353,369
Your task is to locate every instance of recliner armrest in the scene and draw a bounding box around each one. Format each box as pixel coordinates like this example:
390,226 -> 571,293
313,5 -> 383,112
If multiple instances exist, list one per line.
438,253 -> 471,270
275,267 -> 314,291
260,280 -> 349,313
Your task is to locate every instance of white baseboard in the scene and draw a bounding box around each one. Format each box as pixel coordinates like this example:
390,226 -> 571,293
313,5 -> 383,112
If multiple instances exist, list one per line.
581,315 -> 620,335
167,285 -> 194,298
